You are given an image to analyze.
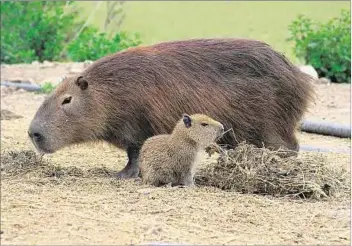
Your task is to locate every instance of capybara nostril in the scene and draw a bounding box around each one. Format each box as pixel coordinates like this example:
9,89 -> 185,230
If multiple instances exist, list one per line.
28,123 -> 44,142
33,132 -> 42,140
29,131 -> 43,142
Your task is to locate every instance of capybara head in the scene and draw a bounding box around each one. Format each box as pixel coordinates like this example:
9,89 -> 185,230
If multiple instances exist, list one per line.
174,113 -> 224,148
28,75 -> 107,154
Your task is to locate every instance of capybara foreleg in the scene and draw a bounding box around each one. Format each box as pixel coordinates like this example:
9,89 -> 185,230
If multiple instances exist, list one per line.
116,145 -> 140,179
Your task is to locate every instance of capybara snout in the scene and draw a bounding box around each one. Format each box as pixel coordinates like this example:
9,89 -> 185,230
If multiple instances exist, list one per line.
28,122 -> 44,145
217,124 -> 225,139
28,115 -> 58,154
212,122 -> 224,141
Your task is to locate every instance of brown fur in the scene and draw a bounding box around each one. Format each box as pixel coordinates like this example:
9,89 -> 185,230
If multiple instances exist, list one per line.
28,38 -> 314,178
139,114 -> 224,187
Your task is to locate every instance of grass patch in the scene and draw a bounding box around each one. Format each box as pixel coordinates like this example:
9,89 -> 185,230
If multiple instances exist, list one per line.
76,1 -> 349,62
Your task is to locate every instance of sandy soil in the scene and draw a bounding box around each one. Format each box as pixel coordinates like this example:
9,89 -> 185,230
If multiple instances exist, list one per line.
1,63 -> 351,245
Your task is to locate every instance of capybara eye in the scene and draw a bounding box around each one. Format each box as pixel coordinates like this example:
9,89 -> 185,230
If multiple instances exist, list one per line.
201,123 -> 208,127
62,96 -> 72,105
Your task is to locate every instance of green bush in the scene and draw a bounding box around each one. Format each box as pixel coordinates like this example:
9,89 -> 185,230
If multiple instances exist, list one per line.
1,1 -> 142,64
67,27 -> 141,62
39,82 -> 57,94
288,9 -> 351,83
1,1 -> 78,64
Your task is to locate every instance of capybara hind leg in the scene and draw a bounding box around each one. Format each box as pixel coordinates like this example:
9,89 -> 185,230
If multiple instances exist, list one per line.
116,146 -> 140,179
285,134 -> 299,152
282,134 -> 299,157
265,134 -> 299,157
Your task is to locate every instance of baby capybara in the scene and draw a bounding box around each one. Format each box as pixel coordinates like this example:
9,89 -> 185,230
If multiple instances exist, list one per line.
28,38 -> 314,178
139,113 -> 225,187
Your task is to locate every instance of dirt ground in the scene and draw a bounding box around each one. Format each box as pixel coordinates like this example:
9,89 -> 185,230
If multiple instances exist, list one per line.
1,62 -> 351,245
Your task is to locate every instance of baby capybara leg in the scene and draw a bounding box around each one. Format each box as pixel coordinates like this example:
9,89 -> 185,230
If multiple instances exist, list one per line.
180,172 -> 195,187
116,145 -> 140,178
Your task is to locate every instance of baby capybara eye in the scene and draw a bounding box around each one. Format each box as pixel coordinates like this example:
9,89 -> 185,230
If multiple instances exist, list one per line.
62,96 -> 72,105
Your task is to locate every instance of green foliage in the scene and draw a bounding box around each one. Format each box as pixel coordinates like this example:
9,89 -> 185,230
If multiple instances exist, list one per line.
1,1 -> 142,64
78,1 -> 349,62
67,27 -> 141,62
1,1 -> 79,64
288,9 -> 351,83
39,82 -> 56,94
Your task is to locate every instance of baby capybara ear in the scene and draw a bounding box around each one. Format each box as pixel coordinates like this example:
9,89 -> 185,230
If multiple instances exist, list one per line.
75,76 -> 88,90
182,114 -> 192,128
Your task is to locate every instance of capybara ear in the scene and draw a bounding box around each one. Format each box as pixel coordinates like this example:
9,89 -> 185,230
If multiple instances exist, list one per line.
75,76 -> 88,90
182,114 -> 192,128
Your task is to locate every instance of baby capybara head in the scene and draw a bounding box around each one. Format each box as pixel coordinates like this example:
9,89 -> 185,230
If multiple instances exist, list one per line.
175,114 -> 225,148
28,75 -> 107,154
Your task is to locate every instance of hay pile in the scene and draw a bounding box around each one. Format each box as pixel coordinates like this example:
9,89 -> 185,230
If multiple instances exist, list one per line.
0,150 -> 116,179
1,150 -> 48,176
196,142 -> 350,199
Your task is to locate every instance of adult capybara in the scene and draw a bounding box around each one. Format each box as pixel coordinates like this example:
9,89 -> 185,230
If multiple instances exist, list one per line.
28,38 -> 314,178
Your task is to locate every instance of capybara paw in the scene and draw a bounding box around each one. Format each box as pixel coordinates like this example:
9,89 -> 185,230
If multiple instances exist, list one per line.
116,166 -> 140,179
205,143 -> 220,157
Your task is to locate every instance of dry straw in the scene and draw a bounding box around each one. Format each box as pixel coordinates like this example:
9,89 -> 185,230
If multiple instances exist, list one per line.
196,142 -> 350,199
0,150 -> 116,179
